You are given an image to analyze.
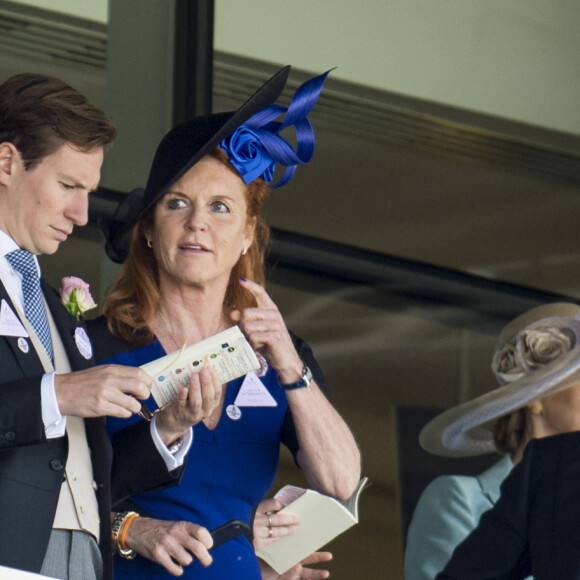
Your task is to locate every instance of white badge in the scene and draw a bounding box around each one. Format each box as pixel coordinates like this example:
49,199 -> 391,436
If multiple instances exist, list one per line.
17,337 -> 29,353
74,327 -> 93,360
0,299 -> 29,337
234,372 -> 278,407
226,404 -> 242,421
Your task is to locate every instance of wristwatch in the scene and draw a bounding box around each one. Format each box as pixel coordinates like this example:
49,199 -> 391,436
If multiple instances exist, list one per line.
168,437 -> 184,455
280,365 -> 312,390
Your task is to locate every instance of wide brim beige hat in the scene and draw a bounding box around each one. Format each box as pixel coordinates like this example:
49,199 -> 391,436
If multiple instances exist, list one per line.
419,302 -> 580,457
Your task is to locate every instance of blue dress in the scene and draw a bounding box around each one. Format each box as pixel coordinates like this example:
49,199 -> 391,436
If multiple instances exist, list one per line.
103,339 -> 291,579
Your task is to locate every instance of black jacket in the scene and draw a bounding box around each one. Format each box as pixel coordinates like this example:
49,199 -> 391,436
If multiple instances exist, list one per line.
0,281 -> 183,578
437,430 -> 580,580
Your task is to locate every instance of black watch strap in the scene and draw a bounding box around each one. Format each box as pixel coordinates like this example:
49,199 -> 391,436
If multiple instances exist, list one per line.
280,365 -> 312,390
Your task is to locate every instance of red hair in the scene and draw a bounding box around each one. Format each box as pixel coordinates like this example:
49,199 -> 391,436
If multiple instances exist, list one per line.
102,148 -> 271,345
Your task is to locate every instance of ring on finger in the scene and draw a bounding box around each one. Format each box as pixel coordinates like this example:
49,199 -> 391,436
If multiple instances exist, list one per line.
268,527 -> 273,538
267,515 -> 273,529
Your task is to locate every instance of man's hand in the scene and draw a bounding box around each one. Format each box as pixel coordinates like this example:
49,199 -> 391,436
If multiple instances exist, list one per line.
54,364 -> 152,418
125,517 -> 213,576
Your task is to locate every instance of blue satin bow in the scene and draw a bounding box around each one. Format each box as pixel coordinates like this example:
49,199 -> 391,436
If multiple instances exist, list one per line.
219,68 -> 333,187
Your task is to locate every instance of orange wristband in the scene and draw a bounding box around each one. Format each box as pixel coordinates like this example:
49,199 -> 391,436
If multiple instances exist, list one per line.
119,512 -> 139,550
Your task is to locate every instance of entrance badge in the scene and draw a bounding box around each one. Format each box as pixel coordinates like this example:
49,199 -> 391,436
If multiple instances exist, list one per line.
234,372 -> 277,407
74,327 -> 93,360
18,337 -> 29,353
0,299 -> 28,337
226,404 -> 242,421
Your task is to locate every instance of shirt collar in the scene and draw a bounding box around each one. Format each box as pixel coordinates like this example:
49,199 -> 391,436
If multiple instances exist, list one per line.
0,228 -> 41,276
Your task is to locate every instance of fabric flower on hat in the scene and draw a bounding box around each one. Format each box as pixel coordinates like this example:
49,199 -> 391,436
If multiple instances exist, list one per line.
493,326 -> 575,384
221,126 -> 276,185
518,327 -> 575,369
60,276 -> 97,320
219,69 -> 332,187
493,343 -> 523,383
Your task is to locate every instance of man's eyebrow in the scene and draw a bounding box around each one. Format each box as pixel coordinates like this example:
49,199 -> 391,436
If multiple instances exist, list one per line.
58,174 -> 98,191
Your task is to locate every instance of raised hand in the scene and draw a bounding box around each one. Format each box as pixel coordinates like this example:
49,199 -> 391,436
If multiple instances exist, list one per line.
231,279 -> 304,385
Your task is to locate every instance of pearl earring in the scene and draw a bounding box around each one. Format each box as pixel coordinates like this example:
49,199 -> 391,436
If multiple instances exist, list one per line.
241,244 -> 248,255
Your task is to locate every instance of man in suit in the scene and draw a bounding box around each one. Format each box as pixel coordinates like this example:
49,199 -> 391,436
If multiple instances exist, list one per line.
0,73 -> 209,580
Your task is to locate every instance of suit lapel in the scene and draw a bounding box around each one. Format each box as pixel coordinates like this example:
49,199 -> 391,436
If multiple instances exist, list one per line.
0,280 -> 45,377
42,279 -> 94,371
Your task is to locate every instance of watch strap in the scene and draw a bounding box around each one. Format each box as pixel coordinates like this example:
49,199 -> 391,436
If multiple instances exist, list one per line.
280,365 -> 312,390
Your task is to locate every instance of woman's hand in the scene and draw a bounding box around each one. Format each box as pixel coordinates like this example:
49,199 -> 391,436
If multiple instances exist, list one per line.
155,366 -> 223,446
259,552 -> 333,579
253,498 -> 299,550
253,499 -> 331,579
231,279 -> 304,385
233,279 -> 361,500
124,516 -> 213,576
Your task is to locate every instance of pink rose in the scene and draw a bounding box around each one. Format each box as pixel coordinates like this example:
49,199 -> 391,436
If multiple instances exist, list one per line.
60,276 -> 97,320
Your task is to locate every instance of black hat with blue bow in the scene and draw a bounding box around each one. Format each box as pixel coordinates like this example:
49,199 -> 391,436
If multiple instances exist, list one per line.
103,65 -> 331,263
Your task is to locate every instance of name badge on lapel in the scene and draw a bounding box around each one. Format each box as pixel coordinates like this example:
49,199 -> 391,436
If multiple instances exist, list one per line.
17,337 -> 29,353
0,299 -> 29,338
74,327 -> 93,360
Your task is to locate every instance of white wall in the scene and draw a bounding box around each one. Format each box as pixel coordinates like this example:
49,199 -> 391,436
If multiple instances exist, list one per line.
215,0 -> 580,136
13,1 -> 580,135
16,0 -> 107,22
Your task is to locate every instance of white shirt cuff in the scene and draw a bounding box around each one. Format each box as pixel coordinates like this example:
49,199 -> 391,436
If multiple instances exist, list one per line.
41,372 -> 67,438
150,414 -> 192,471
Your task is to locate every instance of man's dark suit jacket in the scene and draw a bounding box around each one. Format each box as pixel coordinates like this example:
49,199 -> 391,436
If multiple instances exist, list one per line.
437,430 -> 580,580
0,280 -> 183,578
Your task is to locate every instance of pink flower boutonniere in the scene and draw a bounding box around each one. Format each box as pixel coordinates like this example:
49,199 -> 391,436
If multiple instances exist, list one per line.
60,276 -> 97,320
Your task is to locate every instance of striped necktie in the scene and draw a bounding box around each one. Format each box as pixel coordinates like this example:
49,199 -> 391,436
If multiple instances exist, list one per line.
6,249 -> 53,361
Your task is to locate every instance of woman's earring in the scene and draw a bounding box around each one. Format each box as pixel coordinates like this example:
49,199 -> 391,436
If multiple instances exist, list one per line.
147,239 -> 153,248
241,244 -> 248,256
530,402 -> 542,416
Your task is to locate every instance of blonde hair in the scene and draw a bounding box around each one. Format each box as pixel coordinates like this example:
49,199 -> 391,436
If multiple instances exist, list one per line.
102,148 -> 271,345
492,408 -> 528,456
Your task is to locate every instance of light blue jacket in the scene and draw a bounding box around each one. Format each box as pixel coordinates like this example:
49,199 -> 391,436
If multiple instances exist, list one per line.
404,455 -> 521,580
